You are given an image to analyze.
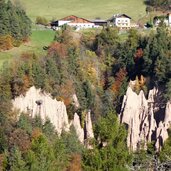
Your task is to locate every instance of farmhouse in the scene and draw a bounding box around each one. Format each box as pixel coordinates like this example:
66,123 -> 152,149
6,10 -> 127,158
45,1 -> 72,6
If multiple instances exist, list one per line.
108,14 -> 132,29
51,15 -> 96,29
50,14 -> 137,30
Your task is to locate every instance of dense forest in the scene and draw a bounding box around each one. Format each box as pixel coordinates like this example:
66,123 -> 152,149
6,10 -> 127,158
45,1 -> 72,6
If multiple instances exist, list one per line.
0,0 -> 171,169
0,21 -> 171,170
0,0 -> 31,51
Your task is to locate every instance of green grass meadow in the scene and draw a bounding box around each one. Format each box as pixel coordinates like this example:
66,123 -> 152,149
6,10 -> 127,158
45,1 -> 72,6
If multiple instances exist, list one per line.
0,29 -> 55,68
20,0 -> 146,21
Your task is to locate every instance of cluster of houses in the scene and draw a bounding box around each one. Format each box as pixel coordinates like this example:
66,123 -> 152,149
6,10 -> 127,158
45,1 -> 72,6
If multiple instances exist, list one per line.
50,13 -> 171,30
50,14 -> 138,30
154,13 -> 171,27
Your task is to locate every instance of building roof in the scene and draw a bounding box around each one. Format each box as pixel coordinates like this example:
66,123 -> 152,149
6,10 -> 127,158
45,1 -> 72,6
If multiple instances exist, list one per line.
59,15 -> 93,23
91,19 -> 107,22
108,14 -> 131,21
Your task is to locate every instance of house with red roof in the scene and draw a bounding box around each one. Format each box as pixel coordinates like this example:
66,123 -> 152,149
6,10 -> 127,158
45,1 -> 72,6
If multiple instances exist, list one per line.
51,15 -> 96,29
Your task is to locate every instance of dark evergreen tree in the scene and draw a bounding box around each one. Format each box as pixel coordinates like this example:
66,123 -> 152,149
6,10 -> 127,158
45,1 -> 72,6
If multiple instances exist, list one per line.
83,111 -> 131,170
16,6 -> 31,39
0,0 -> 31,50
7,0 -> 21,40
0,0 -> 10,35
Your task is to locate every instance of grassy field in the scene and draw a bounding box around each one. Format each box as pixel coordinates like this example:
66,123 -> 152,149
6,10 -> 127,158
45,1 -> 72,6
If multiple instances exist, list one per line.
0,29 -> 55,68
19,0 -> 146,22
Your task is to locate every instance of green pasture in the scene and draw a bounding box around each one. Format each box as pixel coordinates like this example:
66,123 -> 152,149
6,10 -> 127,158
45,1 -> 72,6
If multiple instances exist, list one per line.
0,29 -> 55,68
20,0 -> 146,22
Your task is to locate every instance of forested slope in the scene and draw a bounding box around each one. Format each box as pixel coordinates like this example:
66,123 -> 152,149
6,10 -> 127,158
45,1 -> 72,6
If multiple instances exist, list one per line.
0,21 -> 171,170
0,0 -> 31,51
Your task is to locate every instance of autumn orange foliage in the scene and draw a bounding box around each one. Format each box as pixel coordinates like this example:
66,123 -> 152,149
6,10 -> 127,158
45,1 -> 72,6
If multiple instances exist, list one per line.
31,128 -> 42,140
67,154 -> 82,171
111,68 -> 127,94
0,154 -> 5,171
23,75 -> 31,91
9,129 -> 31,153
0,35 -> 13,51
11,74 -> 31,98
23,37 -> 30,43
57,80 -> 75,106
48,42 -> 67,57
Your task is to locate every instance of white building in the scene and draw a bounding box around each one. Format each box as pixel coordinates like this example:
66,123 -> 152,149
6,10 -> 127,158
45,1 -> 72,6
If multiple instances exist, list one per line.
108,14 -> 132,29
154,13 -> 171,27
51,15 -> 96,29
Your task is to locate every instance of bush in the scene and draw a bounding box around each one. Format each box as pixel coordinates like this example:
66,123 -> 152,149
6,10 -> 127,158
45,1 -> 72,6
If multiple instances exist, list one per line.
0,35 -> 13,51
36,16 -> 49,26
13,39 -> 22,47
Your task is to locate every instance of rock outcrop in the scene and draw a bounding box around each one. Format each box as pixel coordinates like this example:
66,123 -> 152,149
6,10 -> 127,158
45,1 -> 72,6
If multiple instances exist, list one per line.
72,113 -> 84,143
120,85 -> 171,151
72,111 -> 94,145
85,111 -> 94,140
12,86 -> 70,135
12,86 -> 94,145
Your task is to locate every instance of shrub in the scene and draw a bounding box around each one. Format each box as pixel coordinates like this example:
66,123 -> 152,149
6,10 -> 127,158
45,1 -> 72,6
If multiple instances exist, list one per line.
13,39 -> 22,47
0,35 -> 13,51
67,154 -> 82,171
48,42 -> 67,57
36,16 -> 49,26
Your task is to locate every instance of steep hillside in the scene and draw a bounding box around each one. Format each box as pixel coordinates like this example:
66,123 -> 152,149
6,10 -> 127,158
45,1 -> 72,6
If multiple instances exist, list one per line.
18,0 -> 146,21
1,14 -> 171,169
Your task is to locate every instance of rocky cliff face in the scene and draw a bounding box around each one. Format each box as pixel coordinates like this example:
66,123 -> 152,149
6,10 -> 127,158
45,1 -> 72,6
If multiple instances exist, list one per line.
72,113 -> 84,143
12,86 -> 70,135
12,86 -> 94,144
72,111 -> 94,145
120,85 -> 171,151
12,85 -> 171,151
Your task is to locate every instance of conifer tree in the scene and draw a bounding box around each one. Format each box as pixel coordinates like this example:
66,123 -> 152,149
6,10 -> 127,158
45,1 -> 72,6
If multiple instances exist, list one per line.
0,0 -> 9,35
7,0 -> 21,40
0,0 -> 31,50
